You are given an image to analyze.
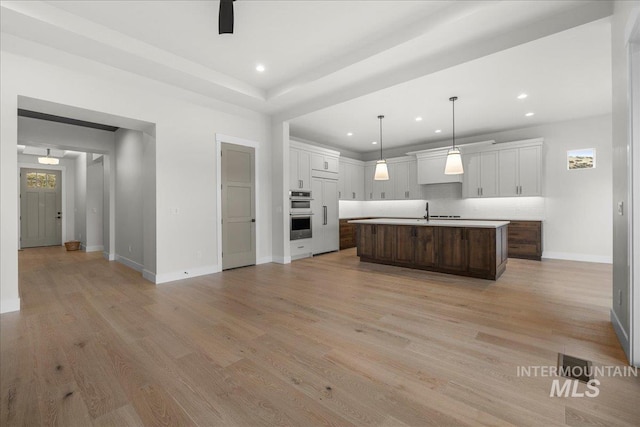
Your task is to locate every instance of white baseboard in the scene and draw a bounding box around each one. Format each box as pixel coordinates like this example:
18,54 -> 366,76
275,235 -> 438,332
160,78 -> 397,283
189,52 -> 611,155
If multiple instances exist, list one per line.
272,256 -> 292,264
611,308 -> 630,360
142,269 -> 156,283
115,254 -> 144,272
291,253 -> 312,261
155,264 -> 221,284
0,298 -> 20,314
257,256 -> 273,265
84,245 -> 104,253
103,251 -> 116,261
542,251 -> 612,264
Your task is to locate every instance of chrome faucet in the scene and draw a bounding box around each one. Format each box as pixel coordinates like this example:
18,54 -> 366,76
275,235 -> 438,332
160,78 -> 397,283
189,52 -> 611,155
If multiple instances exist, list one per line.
424,202 -> 429,221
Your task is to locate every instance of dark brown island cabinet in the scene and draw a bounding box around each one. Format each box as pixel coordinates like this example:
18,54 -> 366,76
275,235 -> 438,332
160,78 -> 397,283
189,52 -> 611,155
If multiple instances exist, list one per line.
351,219 -> 510,280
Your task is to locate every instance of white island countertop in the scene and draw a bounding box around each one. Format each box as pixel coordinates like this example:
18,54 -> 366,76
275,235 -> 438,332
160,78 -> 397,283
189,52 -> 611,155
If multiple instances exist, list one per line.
348,218 -> 510,228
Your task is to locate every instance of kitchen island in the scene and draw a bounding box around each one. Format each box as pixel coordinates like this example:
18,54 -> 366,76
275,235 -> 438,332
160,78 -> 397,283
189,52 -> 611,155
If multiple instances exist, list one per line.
349,218 -> 510,280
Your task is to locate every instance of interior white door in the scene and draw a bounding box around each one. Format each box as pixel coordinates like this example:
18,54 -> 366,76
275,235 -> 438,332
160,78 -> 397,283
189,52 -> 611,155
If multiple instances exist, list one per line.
20,168 -> 62,248
222,143 -> 255,270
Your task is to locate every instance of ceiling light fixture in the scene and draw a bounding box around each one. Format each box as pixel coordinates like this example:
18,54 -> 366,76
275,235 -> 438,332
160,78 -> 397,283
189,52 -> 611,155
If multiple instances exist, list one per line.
415,117 -> 423,122
444,96 -> 463,175
525,112 -> 535,117
371,141 -> 377,145
374,115 -> 389,180
435,129 -> 442,133
517,93 -> 528,99
38,148 -> 59,165
347,132 -> 353,136
256,64 -> 265,72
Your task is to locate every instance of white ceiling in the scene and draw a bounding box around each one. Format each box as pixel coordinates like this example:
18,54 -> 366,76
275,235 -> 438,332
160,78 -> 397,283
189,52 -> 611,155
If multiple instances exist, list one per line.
290,17 -> 612,153
0,0 -> 614,153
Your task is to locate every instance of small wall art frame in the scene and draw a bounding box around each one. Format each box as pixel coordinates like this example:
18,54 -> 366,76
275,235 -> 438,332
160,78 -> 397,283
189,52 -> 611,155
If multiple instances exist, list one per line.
567,148 -> 596,170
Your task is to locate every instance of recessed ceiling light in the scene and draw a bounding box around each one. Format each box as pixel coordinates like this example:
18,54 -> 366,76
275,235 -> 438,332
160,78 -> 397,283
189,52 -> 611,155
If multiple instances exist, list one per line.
256,64 -> 266,72
435,129 -> 442,133
415,117 -> 423,122
372,141 -> 378,145
517,93 -> 528,100
525,112 -> 535,117
347,132 -> 353,136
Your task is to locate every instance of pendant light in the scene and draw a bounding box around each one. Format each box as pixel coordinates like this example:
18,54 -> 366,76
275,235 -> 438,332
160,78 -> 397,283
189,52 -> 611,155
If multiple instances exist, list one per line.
38,148 -> 59,165
374,115 -> 389,180
444,96 -> 464,175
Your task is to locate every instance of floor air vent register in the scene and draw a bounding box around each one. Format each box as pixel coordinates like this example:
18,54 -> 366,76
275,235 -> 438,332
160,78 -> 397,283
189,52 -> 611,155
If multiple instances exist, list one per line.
557,353 -> 593,383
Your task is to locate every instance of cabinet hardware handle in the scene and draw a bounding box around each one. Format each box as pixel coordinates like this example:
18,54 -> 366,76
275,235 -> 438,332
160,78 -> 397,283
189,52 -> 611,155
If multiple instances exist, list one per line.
382,192 -> 385,199
481,188 -> 483,196
339,191 -> 341,198
352,192 -> 355,199
370,192 -> 372,199
323,206 -> 327,225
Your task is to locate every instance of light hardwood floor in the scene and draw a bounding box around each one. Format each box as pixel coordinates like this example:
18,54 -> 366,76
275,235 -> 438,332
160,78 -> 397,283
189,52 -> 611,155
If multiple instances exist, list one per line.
1,247 -> 639,426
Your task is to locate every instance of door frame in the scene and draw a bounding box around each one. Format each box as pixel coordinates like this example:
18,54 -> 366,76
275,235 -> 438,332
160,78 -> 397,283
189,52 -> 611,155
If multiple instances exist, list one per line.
215,133 -> 261,270
18,163 -> 67,249
627,8 -> 640,367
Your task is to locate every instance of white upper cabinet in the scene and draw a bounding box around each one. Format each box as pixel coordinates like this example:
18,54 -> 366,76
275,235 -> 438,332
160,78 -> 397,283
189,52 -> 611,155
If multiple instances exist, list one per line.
460,138 -> 542,198
312,153 -> 339,173
362,157 -> 423,200
364,163 -> 375,200
338,158 -> 365,200
463,151 -> 499,198
498,143 -> 541,196
414,149 -> 463,185
290,147 -> 311,190
351,162 -> 364,200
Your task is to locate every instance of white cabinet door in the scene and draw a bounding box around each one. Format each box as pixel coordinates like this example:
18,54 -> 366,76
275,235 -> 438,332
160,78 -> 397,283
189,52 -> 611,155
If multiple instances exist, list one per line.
338,161 -> 347,200
498,148 -> 519,197
290,148 -> 300,190
312,153 -> 338,173
364,164 -> 375,200
351,163 -> 364,200
311,178 -> 338,254
324,179 -> 339,252
518,145 -> 541,196
479,151 -> 499,197
498,145 -> 541,196
407,159 -> 423,200
463,153 -> 481,198
298,150 -> 311,190
325,156 -> 339,173
290,148 -> 312,190
393,161 -> 409,199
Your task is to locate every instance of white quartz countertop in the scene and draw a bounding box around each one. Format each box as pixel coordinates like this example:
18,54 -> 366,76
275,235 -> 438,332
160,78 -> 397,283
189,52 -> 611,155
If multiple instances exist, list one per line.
348,218 -> 510,228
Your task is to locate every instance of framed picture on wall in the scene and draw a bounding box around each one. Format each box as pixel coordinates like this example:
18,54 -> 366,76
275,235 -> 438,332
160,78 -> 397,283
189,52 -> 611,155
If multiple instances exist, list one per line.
567,148 -> 596,170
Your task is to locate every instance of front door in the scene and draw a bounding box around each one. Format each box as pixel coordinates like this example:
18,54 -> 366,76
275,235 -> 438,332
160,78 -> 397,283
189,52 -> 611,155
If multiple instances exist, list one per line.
221,143 -> 256,270
20,168 -> 62,248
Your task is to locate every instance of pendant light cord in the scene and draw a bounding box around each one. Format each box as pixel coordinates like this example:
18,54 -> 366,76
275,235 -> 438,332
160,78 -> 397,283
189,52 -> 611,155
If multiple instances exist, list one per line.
451,97 -> 456,150
378,115 -> 384,160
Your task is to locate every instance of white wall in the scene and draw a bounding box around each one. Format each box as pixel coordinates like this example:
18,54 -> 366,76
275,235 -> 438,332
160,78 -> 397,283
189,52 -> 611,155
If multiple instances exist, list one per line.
74,153 -> 87,245
1,45 -> 272,312
85,157 -> 104,251
17,153 -> 75,242
115,128 -> 144,270
340,114 -> 613,263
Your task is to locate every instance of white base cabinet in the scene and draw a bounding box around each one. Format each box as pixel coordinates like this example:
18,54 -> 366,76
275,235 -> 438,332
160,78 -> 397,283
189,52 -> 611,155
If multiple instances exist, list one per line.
290,238 -> 313,260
